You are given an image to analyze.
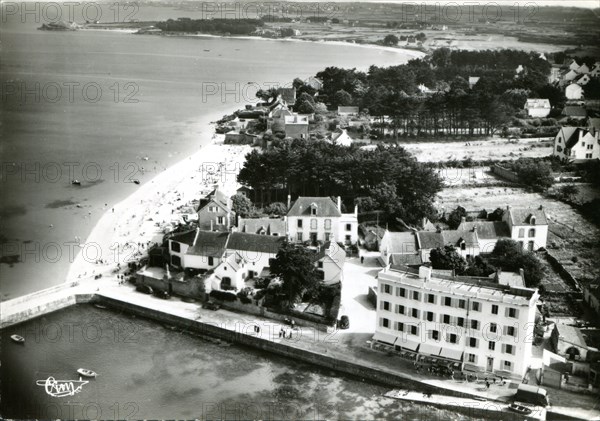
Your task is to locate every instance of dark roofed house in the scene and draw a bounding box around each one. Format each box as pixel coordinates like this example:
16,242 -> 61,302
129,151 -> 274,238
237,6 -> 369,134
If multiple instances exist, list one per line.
390,253 -> 423,267
226,232 -> 285,278
507,207 -> 548,226
238,217 -> 286,236
457,220 -> 511,254
168,229 -> 229,270
379,230 -> 418,264
553,125 -> 599,162
562,106 -> 587,118
416,229 -> 480,261
287,197 -> 342,217
503,206 -> 549,251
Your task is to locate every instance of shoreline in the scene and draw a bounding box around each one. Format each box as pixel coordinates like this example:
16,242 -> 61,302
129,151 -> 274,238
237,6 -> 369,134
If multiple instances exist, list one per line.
65,107 -> 247,284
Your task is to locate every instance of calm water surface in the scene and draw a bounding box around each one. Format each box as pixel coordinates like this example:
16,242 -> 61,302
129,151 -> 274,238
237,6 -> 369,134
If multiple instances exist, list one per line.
1,305 -> 478,420
0,4 -> 415,299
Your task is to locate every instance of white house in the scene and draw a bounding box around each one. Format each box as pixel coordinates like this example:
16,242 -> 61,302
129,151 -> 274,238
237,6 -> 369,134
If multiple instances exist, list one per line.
337,106 -> 359,116
305,76 -> 323,91
568,60 -> 580,71
578,63 -> 590,74
565,83 -> 584,100
468,76 -> 480,89
591,63 -> 600,77
225,232 -> 285,279
168,229 -> 229,271
287,196 -> 358,245
374,265 -> 540,378
314,242 -> 346,285
503,206 -> 548,251
379,231 -> 419,265
553,126 -> 599,162
416,230 -> 480,261
576,74 -> 591,86
524,98 -> 551,118
563,69 -> 579,82
329,128 -> 353,146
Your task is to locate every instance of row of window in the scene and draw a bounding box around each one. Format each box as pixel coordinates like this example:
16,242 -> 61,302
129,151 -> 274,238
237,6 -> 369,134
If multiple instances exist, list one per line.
296,219 -> 353,231
464,353 -> 513,371
379,287 -> 520,318
517,228 -> 536,238
379,318 -> 517,354
296,232 -> 352,242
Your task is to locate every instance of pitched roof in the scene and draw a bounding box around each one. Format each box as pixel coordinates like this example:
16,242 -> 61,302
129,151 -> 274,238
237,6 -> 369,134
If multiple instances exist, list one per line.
277,87 -> 296,105
382,231 -> 418,253
507,207 -> 548,226
198,188 -> 231,213
588,118 -> 600,133
287,197 -> 341,217
227,232 -> 285,254
187,230 -> 230,257
390,253 -> 423,266
525,98 -> 550,109
562,106 -> 587,117
417,230 -> 478,249
169,229 -> 197,246
313,242 -> 345,268
559,126 -> 584,148
238,217 -> 286,235
457,221 -> 511,239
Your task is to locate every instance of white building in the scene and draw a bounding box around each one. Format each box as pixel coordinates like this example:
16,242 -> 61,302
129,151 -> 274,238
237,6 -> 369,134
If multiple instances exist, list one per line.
553,125 -> 600,162
287,196 -> 358,245
502,206 -> 548,252
524,98 -> 551,118
374,265 -> 540,378
565,83 -> 584,100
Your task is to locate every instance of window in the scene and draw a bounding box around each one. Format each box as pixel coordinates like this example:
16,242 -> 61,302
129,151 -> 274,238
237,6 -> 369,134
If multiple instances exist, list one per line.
410,325 -> 419,335
310,219 -> 317,229
586,153 -> 593,159
507,308 -> 517,318
460,241 -> 466,251
468,337 -> 478,348
528,228 -> 535,237
472,301 -> 481,312
208,256 -> 214,266
217,216 -> 224,225
317,261 -> 323,269
471,320 -> 480,330
380,318 -> 390,328
345,235 -> 351,242
411,308 -> 420,319
558,137 -> 562,143
381,301 -> 390,311
395,322 -> 404,332
383,284 -> 392,294
429,330 -> 440,340
587,144 -> 593,150
324,233 -> 330,242
518,228 -> 524,238
491,304 -> 499,315
503,360 -> 512,370
458,299 -> 466,309
444,297 -> 452,306
442,314 -> 451,324
530,216 -> 536,225
324,219 -> 331,230
311,206 -> 317,216
457,317 -> 465,327
489,341 -> 496,351
396,287 -> 406,297
427,293 -> 436,304
426,311 -> 434,322
345,223 -> 352,231
170,242 -> 180,253
504,344 -> 514,355
296,233 -> 303,242
467,353 -> 477,363
396,304 -> 405,315
505,326 -> 516,337
297,219 -> 303,228
528,241 -> 534,251
412,291 -> 420,301
518,241 -> 524,250
447,333 -> 458,344
171,255 -> 181,266
582,142 -> 586,147
490,323 -> 498,333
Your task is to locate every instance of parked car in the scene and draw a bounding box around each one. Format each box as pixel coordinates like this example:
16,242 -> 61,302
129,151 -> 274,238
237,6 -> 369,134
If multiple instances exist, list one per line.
202,301 -> 220,311
338,315 -> 349,329
153,290 -> 170,299
136,284 -> 153,294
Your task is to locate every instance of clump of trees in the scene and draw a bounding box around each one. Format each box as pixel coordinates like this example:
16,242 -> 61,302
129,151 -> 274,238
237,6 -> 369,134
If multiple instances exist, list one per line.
156,18 -> 263,35
238,139 -> 443,226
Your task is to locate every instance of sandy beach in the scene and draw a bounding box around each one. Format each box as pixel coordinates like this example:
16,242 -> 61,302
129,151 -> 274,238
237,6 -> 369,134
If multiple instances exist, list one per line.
65,108 -> 251,285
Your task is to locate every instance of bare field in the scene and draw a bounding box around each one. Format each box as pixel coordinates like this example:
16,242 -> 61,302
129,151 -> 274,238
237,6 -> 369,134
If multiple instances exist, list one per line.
400,137 -> 553,162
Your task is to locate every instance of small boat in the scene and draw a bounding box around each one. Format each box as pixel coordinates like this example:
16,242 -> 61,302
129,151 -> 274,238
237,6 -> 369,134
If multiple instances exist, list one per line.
77,368 -> 97,377
132,179 -> 140,185
93,304 -> 107,309
72,179 -> 81,185
508,403 -> 532,415
10,334 -> 25,343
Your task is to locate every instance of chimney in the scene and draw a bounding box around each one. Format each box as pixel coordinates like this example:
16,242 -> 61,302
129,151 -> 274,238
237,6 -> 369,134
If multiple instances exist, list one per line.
337,196 -> 342,211
419,265 -> 432,282
472,226 -> 477,233
192,227 -> 200,246
210,220 -> 214,231
354,204 -> 358,217
461,216 -> 466,223
519,268 -> 525,280
506,205 -> 511,212
287,194 -> 291,210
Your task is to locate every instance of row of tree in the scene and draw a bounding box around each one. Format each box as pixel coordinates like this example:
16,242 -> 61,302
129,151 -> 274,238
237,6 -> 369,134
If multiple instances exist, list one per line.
237,139 -> 443,226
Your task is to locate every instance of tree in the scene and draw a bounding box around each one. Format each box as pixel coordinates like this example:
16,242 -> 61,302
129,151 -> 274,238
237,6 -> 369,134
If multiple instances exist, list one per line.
583,78 -> 600,100
333,89 -> 353,107
270,242 -> 322,307
296,100 -> 315,114
231,193 -> 254,218
490,239 -> 545,287
382,34 -> 399,46
447,206 -> 467,229
488,207 -> 505,222
263,202 -> 288,216
429,245 -> 467,274
558,184 -> 579,202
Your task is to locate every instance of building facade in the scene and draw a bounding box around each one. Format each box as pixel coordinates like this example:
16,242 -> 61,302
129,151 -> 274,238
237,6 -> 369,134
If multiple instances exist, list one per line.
374,265 -> 539,378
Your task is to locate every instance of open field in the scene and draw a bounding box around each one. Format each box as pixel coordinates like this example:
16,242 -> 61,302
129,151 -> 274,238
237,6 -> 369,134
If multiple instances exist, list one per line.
401,137 -> 553,163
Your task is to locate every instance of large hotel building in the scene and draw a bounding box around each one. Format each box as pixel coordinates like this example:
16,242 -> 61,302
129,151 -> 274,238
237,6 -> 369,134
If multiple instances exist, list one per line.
374,265 -> 540,378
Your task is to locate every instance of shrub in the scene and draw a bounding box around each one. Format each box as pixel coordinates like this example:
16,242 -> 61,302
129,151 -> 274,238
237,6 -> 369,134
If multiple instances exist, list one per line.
254,277 -> 271,289
210,290 -> 237,302
237,292 -> 252,304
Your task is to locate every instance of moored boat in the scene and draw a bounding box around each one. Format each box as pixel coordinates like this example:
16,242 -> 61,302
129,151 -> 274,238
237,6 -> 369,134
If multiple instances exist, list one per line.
77,368 -> 97,377
72,179 -> 81,185
10,334 -> 25,343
